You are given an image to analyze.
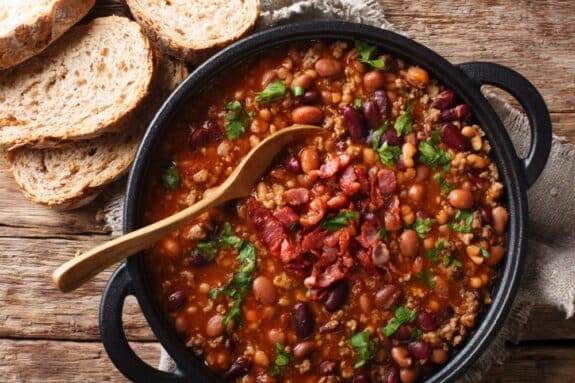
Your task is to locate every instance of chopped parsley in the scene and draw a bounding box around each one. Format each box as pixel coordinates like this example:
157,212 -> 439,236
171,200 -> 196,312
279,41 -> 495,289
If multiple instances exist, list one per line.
224,101 -> 253,140
442,256 -> 463,268
416,269 -> 436,289
413,217 -> 434,238
450,210 -> 474,233
256,81 -> 286,103
375,141 -> 401,166
269,343 -> 291,376
411,328 -> 423,340
354,97 -> 363,109
480,246 -> 490,259
161,161 -> 180,189
434,172 -> 453,194
379,228 -> 388,239
208,235 -> 257,326
354,40 -> 385,69
418,140 -> 451,169
382,306 -> 418,337
394,103 -> 414,136
292,85 -> 305,97
196,241 -> 219,261
321,211 -> 360,232
427,240 -> 446,263
348,329 -> 378,368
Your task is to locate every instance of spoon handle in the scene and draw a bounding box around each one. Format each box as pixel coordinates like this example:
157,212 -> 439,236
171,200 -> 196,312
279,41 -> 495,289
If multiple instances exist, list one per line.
53,188 -> 227,293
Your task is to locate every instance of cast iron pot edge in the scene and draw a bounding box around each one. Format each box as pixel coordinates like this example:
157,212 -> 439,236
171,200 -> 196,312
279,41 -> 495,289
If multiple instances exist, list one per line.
100,20 -> 551,383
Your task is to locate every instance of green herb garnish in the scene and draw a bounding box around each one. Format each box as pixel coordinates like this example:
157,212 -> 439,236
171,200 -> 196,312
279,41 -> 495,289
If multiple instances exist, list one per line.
256,81 -> 286,103
269,343 -> 291,376
161,161 -> 180,189
379,228 -> 388,239
224,101 -> 253,140
442,255 -> 463,268
434,172 -> 453,194
480,246 -> 490,259
416,269 -> 436,289
354,97 -> 363,109
450,210 -> 474,233
411,328 -> 423,340
413,217 -> 434,238
196,241 -> 219,261
375,141 -> 401,165
419,140 -> 451,169
292,85 -> 305,97
427,240 -> 446,263
382,306 -> 418,337
321,211 -> 360,232
348,329 -> 378,368
354,40 -> 385,69
394,104 -> 414,136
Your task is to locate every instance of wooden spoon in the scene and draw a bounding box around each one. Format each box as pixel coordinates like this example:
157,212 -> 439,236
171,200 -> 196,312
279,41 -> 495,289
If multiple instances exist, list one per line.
53,124 -> 324,292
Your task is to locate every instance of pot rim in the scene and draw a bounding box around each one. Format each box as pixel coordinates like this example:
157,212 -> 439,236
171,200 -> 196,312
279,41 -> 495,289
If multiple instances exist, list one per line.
122,20 -> 528,382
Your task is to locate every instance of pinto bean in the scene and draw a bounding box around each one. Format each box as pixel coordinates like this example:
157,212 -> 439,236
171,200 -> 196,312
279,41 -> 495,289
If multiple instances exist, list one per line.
414,164 -> 430,182
447,189 -> 474,209
315,58 -> 344,77
408,184 -> 424,203
375,285 -> 401,309
405,66 -> 429,88
399,229 -> 420,257
252,276 -> 276,305
432,349 -> 449,364
292,106 -> 323,125
391,346 -> 412,368
363,70 -> 386,92
268,329 -> 286,344
300,147 -> 320,174
399,367 -> 420,383
292,73 -> 313,88
486,245 -> 505,266
206,314 -> 225,337
492,206 -> 509,234
293,341 -> 316,359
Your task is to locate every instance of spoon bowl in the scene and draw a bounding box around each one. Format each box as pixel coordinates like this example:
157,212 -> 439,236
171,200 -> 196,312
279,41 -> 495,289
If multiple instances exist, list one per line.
53,124 -> 324,292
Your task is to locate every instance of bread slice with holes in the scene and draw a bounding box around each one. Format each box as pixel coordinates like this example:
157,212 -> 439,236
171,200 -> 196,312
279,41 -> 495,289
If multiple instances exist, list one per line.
0,0 -> 96,69
0,15 -> 154,149
126,0 -> 259,62
5,56 -> 188,210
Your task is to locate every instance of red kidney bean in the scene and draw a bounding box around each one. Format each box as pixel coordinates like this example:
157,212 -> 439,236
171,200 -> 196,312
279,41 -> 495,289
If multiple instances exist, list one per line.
294,302 -> 314,338
323,281 -> 348,312
319,360 -> 338,376
353,373 -> 371,383
224,337 -> 235,352
394,324 -> 413,340
167,290 -> 186,311
440,104 -> 470,122
382,128 -> 404,146
407,340 -> 432,360
480,205 -> 493,224
416,311 -> 438,331
284,153 -> 302,173
384,365 -> 400,383
362,99 -> 380,129
416,209 -> 433,219
293,341 -> 316,359
431,89 -> 456,110
374,90 -> 390,120
441,123 -> 471,151
342,105 -> 367,140
301,90 -> 321,104
437,305 -> 454,321
189,120 -> 222,149
467,170 -> 483,188
223,357 -> 252,381
188,249 -> 208,267
375,284 -> 401,309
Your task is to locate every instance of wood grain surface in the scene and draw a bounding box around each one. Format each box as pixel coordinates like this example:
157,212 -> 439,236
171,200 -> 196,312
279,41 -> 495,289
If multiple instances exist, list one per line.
0,0 -> 573,382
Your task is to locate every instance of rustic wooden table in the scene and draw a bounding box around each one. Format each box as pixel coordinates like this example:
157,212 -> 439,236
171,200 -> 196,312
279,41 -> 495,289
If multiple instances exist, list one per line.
1,1 -> 573,382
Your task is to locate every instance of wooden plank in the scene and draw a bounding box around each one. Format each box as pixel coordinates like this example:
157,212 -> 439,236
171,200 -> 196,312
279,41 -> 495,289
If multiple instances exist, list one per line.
0,339 -> 160,383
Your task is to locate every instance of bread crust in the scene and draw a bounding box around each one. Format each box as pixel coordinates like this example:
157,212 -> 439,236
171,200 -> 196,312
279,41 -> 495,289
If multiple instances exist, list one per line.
126,0 -> 260,63
0,0 -> 96,70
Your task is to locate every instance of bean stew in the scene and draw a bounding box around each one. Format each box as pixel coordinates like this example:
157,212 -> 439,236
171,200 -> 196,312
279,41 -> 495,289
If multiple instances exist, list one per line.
143,40 -> 508,383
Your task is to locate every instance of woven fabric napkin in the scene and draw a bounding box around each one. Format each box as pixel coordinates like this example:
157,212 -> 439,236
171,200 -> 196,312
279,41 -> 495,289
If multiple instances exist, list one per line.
103,1 -> 575,380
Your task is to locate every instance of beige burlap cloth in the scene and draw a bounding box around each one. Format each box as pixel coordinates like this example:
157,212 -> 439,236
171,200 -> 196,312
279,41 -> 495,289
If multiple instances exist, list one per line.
103,1 -> 575,381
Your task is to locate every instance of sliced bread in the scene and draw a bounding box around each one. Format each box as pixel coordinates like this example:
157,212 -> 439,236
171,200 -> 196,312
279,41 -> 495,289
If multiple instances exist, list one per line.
0,0 -> 95,69
0,15 -> 154,149
6,57 -> 189,210
126,0 -> 260,62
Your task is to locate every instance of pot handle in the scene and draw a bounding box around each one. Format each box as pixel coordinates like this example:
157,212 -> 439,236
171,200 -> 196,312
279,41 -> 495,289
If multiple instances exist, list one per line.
99,265 -> 190,382
458,62 -> 552,187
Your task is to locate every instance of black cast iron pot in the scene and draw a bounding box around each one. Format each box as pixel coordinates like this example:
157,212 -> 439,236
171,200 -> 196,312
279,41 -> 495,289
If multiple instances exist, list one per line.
100,21 -> 552,382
